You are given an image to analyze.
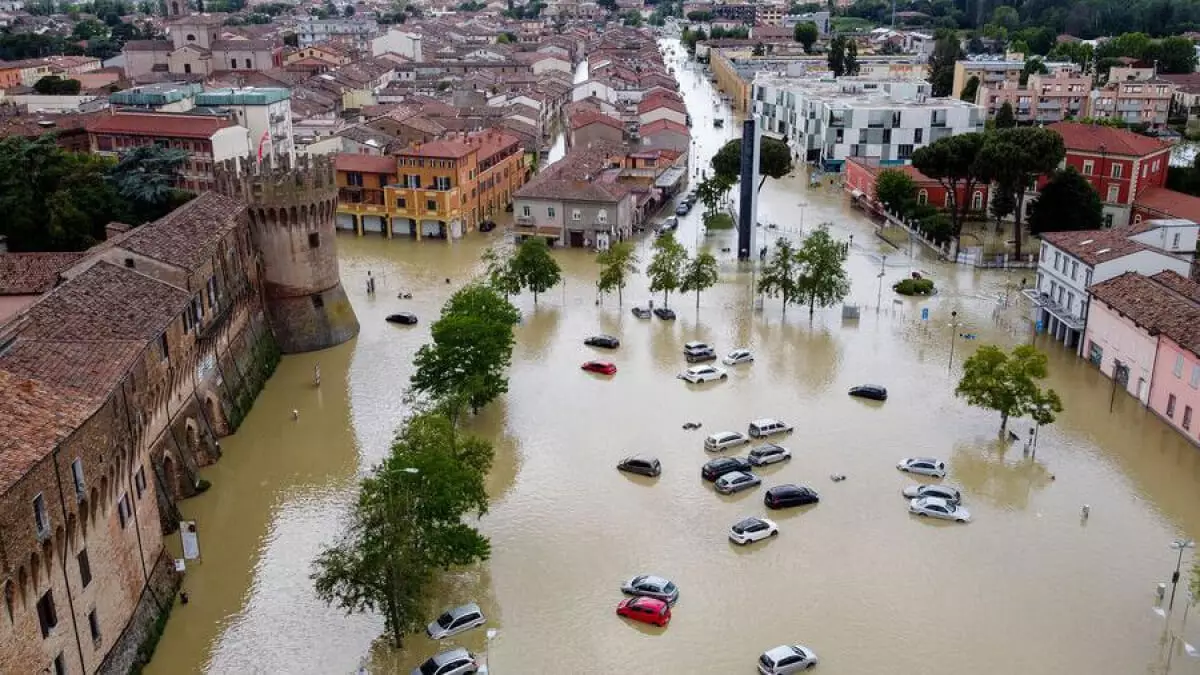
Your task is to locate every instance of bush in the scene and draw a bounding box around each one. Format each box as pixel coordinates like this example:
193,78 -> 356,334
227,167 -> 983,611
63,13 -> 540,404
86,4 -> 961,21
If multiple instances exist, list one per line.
704,212 -> 734,230
893,278 -> 935,296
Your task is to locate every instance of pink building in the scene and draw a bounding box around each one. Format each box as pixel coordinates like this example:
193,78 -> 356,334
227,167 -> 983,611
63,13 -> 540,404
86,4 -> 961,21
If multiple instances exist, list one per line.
1084,270 -> 1200,444
976,67 -> 1090,124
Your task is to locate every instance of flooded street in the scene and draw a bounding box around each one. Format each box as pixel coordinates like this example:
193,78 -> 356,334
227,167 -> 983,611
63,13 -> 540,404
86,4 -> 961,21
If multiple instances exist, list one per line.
145,41 -> 1200,675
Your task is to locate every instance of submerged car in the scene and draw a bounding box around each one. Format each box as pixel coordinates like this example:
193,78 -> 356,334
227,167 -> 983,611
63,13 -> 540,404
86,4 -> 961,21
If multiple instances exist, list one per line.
675,202 -> 691,216
909,496 -> 971,522
632,306 -> 652,319
426,603 -> 485,639
763,484 -> 819,510
714,470 -> 761,495
412,648 -> 478,675
617,455 -> 661,477
616,596 -> 671,627
722,348 -> 755,365
747,443 -> 791,466
386,312 -> 418,325
758,644 -> 820,674
654,307 -> 677,320
582,361 -> 617,375
728,516 -> 778,545
620,574 -> 679,604
897,457 -> 947,478
585,334 -> 620,349
705,430 -> 750,452
747,418 -> 793,438
902,484 -> 961,503
849,384 -> 888,401
701,456 -> 753,481
679,365 -> 727,383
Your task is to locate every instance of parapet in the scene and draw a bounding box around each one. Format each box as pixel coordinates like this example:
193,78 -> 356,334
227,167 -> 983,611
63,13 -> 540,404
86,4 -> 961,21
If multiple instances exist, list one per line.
215,154 -> 337,207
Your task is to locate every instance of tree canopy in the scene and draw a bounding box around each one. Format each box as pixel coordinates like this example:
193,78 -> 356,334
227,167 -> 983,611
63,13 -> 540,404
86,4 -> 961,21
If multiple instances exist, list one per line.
959,75 -> 980,102
1027,167 -> 1103,235
712,136 -> 793,191
596,240 -> 639,306
796,224 -> 850,316
994,101 -> 1017,129
826,35 -> 859,76
793,21 -> 818,53
758,238 -> 803,316
955,344 -> 1063,436
928,29 -> 963,97
680,251 -> 719,310
910,132 -> 988,256
511,236 -> 561,304
647,232 -> 687,308
874,168 -> 918,215
977,127 -> 1065,260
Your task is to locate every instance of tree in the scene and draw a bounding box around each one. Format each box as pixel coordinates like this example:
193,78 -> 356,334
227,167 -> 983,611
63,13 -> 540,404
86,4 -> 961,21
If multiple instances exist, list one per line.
793,21 -> 818,53
959,74 -> 980,102
282,31 -> 298,47
989,186 -> 1016,229
955,344 -> 1063,436
994,101 -> 1017,128
827,35 -> 846,76
647,232 -> 687,308
845,40 -> 859,75
511,236 -> 561,305
108,144 -> 189,214
1019,57 -> 1047,86
711,136 -> 792,193
1027,167 -> 1103,235
977,127 -> 1065,260
481,246 -> 521,298
72,18 -> 109,40
312,411 -> 493,648
33,76 -> 81,95
695,174 -> 732,217
1157,36 -> 1198,74
758,238 -> 801,316
874,168 -> 917,216
680,251 -> 719,310
796,224 -> 850,316
342,3 -> 355,15
411,284 -> 520,413
910,132 -> 988,256
596,240 -> 639,306
928,29 -> 963,97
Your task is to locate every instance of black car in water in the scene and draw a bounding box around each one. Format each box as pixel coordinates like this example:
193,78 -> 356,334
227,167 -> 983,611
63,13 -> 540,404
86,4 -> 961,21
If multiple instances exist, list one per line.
701,456 -> 753,482
764,484 -> 820,509
848,384 -> 888,401
617,455 -> 662,477
654,307 -> 677,321
386,312 -> 418,325
585,334 -> 620,349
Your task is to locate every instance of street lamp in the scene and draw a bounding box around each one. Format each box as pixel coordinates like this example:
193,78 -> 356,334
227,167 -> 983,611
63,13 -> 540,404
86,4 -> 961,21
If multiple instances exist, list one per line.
1169,538 -> 1196,614
948,310 -> 961,371
484,628 -> 498,674
875,254 -> 887,311
797,201 -> 808,233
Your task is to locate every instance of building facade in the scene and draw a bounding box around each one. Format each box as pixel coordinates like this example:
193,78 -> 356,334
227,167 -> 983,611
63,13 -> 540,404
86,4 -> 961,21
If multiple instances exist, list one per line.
975,67 -> 1090,124
1089,67 -> 1175,130
193,88 -> 294,161
87,112 -> 252,192
294,16 -> 379,49
844,157 -> 989,216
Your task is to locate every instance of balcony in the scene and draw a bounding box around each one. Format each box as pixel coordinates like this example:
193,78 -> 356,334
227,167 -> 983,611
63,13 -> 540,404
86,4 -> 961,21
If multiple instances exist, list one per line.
339,187 -> 386,206
515,215 -> 534,225
1022,289 -> 1085,330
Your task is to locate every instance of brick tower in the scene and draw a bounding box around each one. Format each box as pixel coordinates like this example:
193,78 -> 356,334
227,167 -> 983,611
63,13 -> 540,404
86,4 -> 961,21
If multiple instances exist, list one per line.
217,154 -> 359,353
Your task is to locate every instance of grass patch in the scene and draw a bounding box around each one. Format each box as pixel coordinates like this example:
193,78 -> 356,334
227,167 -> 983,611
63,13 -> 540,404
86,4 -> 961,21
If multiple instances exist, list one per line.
877,225 -> 910,249
831,16 -> 873,31
704,212 -> 734,230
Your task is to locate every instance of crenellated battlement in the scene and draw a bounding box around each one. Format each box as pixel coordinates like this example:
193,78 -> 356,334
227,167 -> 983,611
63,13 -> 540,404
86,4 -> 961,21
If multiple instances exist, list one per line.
215,154 -> 338,207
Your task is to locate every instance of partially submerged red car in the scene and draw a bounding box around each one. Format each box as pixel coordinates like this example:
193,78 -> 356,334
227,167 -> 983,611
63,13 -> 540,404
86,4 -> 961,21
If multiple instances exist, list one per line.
582,361 -> 617,375
616,596 -> 671,627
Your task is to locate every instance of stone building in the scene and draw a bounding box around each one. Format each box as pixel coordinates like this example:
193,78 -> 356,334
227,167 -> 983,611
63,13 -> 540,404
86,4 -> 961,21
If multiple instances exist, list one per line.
121,14 -> 282,80
0,157 -> 359,673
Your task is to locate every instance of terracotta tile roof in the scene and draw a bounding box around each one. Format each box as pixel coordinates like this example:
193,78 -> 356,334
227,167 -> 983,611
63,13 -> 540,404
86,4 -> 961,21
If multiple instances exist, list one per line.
1089,271 -> 1200,354
400,137 -> 473,158
211,38 -> 274,51
639,118 -> 690,137
1134,187 -> 1200,223
1048,122 -> 1170,158
21,261 -> 188,342
1039,228 -> 1151,266
570,110 -> 623,131
118,192 -> 246,271
1150,269 -> 1200,304
87,112 -> 234,139
0,369 -> 98,495
0,338 -> 144,398
0,253 -> 85,295
122,39 -> 171,52
335,153 -> 397,174
516,141 -> 631,202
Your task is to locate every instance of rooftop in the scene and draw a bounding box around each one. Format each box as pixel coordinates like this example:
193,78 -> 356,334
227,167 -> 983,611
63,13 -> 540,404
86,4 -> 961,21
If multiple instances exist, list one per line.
1089,270 -> 1200,355
1048,122 -> 1170,158
1039,228 -> 1155,266
335,153 -> 398,174
118,191 -> 246,271
1134,187 -> 1200,223
0,253 -> 85,295
194,87 -> 291,106
87,111 -> 235,139
0,369 -> 98,495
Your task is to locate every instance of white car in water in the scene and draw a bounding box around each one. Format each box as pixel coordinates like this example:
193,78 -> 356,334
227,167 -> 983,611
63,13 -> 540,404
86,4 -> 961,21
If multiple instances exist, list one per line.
678,364 -> 727,383
909,496 -> 971,522
896,457 -> 947,478
758,644 -> 820,674
722,348 -> 755,365
728,516 -> 778,545
901,484 -> 961,504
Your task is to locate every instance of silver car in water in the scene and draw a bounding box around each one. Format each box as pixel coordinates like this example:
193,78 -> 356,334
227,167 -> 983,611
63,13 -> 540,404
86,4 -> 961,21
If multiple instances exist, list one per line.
426,602 -> 485,639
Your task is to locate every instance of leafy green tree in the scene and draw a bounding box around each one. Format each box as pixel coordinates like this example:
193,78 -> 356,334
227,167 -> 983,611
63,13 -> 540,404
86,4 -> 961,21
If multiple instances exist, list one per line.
1157,36 -> 1198,73
874,168 -> 917,216
1027,167 -> 1102,235
511,236 -> 561,304
680,251 -> 719,310
793,21 -> 818,53
711,136 -> 792,193
33,76 -> 81,94
481,246 -> 521,298
72,18 -> 109,40
411,284 -> 520,413
827,35 -> 846,76
647,232 -> 687,308
1019,57 -> 1047,86
796,224 -> 850,316
596,240 -> 639,306
845,39 -> 859,75
910,132 -> 988,255
695,174 -> 732,217
990,5 -> 1019,30
989,186 -> 1015,229
597,0 -> 616,11
927,28 -> 963,97
994,101 -> 1017,128
312,411 -> 493,647
959,75 -> 980,102
977,127 -> 1065,260
108,144 -> 189,217
955,344 -> 1063,436
758,238 -> 801,316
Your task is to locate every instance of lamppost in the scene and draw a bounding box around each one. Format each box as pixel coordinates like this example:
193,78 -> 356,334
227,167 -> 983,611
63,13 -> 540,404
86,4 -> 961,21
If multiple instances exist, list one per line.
484,628 -> 498,673
797,200 -> 808,233
1169,538 -> 1196,614
948,310 -> 961,371
875,254 -> 887,311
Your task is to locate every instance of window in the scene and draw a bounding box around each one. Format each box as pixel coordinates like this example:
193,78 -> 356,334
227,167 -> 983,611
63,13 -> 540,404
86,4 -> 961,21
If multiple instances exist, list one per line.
1104,213 -> 1114,228
1082,160 -> 1094,175
347,172 -> 363,187
597,209 -> 608,223
972,191 -> 983,210
1106,185 -> 1119,202
395,197 -> 406,208
71,458 -> 85,500
1085,269 -> 1092,287
1167,393 -> 1177,418
1111,163 -> 1122,178
1054,251 -> 1061,269
547,207 -> 556,218
1185,406 -> 1194,431
186,33 -> 196,41
308,232 -> 320,249
37,590 -> 57,638
117,494 -> 131,529
77,549 -> 92,589
1173,233 -> 1181,249
571,209 -> 581,221
244,59 -> 251,69
184,64 -> 191,74
426,199 -> 437,211
87,608 -> 101,643
158,333 -> 169,361
434,176 -> 451,190
1066,292 -> 1074,312
1040,244 -> 1047,261
124,257 -> 135,268
1175,354 -> 1185,377
913,128 -> 922,143
33,493 -> 48,539
231,59 -> 237,69
1191,365 -> 1200,389
312,295 -> 324,308
134,467 -> 146,499
53,654 -> 65,675
1071,261 -> 1078,280
898,144 -> 914,159
916,189 -> 927,205
521,205 -> 531,217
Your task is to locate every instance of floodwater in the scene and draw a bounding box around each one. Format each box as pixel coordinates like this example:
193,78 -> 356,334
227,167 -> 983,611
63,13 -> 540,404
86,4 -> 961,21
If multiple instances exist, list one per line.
146,41 -> 1200,675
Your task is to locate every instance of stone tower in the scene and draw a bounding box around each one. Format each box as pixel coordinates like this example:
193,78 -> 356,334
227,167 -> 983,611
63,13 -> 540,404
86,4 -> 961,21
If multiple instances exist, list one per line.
217,154 -> 359,353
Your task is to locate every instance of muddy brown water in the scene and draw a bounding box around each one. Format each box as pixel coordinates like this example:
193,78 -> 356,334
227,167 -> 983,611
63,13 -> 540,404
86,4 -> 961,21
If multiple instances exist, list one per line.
145,41 -> 1200,675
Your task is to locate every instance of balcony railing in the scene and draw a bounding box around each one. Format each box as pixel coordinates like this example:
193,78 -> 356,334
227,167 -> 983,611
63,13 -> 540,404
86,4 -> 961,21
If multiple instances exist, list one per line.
515,215 -> 534,225
339,187 -> 385,205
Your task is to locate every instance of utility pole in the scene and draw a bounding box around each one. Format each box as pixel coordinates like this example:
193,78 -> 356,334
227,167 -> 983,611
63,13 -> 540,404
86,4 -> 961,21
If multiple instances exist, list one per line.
875,254 -> 887,311
1169,538 -> 1195,614
948,310 -> 959,372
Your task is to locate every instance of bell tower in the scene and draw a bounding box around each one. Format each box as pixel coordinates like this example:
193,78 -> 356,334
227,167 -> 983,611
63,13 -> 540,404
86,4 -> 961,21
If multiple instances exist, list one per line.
217,155 -> 359,353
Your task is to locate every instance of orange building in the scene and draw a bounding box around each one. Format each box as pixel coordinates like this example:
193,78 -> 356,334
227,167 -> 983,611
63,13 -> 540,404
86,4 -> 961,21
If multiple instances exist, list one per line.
335,129 -> 526,240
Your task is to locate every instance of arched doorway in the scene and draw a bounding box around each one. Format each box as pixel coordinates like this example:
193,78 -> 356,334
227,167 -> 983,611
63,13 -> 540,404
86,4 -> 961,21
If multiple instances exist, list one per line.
161,454 -> 179,500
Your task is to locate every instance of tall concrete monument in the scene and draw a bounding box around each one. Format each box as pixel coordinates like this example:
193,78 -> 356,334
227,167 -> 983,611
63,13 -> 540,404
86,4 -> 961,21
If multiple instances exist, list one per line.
737,118 -> 762,261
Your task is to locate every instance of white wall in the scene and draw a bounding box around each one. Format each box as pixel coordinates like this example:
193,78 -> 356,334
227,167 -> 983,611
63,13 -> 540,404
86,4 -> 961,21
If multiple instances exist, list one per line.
1095,249 -> 1193,284
371,29 -> 423,61
210,125 -> 252,162
1130,221 -> 1200,255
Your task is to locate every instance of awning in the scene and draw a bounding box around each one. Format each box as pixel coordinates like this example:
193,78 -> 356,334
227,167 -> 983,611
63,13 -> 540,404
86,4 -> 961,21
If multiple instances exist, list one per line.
655,166 -> 686,189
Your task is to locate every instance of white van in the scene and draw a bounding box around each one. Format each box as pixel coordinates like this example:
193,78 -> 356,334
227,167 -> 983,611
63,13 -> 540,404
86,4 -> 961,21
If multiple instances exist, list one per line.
705,431 -> 750,452
747,418 -> 793,438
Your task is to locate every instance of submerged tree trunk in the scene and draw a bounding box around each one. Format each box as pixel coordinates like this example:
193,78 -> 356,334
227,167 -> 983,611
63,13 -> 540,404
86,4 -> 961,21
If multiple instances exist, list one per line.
1012,191 -> 1026,261
695,289 -> 700,310
617,284 -> 623,307
809,294 -> 815,316
663,290 -> 669,308
999,411 -> 1010,437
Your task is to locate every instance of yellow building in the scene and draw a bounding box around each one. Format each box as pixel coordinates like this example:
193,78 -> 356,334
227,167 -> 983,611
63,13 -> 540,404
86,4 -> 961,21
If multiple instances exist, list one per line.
335,129 -> 526,239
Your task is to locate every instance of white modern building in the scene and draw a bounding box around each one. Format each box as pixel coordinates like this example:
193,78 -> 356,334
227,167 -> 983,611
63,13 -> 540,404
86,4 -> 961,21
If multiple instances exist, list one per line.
371,28 -> 423,61
1022,223 -> 1195,354
194,87 -> 295,161
294,16 -> 379,49
752,75 -> 985,169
